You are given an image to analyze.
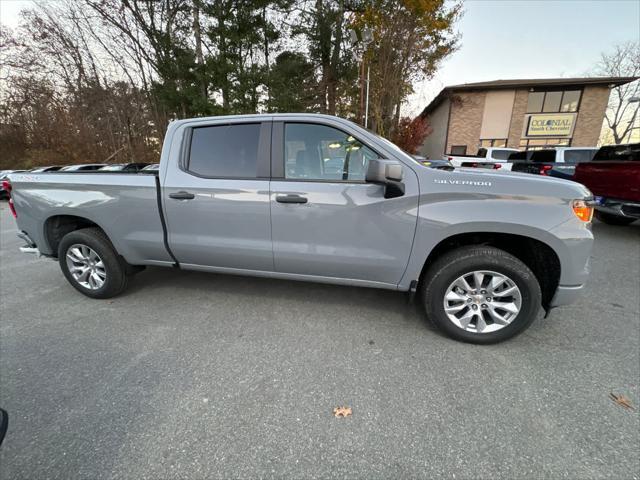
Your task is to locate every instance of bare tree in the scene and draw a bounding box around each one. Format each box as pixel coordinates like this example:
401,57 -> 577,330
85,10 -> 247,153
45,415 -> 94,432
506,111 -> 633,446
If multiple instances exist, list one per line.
594,42 -> 640,145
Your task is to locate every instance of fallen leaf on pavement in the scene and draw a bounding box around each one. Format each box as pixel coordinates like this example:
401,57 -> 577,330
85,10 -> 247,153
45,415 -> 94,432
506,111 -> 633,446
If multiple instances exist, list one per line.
609,393 -> 634,410
333,406 -> 352,418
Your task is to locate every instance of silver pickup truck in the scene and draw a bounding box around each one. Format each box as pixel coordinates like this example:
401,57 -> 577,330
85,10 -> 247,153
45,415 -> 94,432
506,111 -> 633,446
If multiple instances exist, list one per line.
5,114 -> 594,343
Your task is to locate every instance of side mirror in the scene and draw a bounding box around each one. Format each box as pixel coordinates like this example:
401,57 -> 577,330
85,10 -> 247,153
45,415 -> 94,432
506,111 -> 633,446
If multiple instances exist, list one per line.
366,159 -> 405,198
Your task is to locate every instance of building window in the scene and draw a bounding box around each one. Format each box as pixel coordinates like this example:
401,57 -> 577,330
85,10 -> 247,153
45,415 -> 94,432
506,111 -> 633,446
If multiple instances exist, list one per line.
526,90 -> 582,113
519,138 -> 571,150
542,91 -> 563,112
526,92 -> 545,113
480,139 -> 507,148
560,90 -> 581,112
450,145 -> 467,155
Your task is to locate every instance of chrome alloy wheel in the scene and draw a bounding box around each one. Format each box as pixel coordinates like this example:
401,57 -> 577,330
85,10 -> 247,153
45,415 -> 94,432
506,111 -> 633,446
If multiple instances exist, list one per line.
65,244 -> 106,290
443,270 -> 522,334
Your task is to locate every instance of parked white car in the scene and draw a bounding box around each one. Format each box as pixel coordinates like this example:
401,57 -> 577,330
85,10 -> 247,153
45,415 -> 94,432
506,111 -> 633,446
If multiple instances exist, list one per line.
445,147 -> 519,170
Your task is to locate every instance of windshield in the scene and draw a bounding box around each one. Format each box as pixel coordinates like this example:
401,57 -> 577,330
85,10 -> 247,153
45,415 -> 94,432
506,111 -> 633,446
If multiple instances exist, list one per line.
371,131 -> 423,166
100,165 -> 125,171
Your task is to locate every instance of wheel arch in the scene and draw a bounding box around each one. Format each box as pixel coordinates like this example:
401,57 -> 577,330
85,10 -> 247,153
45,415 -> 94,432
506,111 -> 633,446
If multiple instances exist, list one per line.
43,215 -> 111,258
417,231 -> 561,310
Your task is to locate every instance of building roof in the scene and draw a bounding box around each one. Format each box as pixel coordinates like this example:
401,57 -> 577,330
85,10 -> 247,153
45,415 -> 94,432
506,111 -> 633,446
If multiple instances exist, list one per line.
420,76 -> 639,116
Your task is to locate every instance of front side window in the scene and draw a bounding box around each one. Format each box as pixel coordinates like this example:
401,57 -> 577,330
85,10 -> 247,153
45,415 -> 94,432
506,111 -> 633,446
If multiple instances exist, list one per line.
284,123 -> 379,181
188,123 -> 260,178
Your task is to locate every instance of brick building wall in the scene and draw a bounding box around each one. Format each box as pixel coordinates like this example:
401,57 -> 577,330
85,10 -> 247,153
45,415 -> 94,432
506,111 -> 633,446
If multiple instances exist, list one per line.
439,83 -> 613,153
572,85 -> 610,146
507,89 -> 529,148
445,91 -> 485,153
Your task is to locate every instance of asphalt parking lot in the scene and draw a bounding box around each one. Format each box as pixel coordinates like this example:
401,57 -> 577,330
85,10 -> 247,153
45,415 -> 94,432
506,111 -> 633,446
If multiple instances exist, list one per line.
0,202 -> 638,479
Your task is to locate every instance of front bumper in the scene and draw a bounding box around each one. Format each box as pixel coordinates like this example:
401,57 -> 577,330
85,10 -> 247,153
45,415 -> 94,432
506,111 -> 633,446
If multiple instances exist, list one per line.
595,197 -> 640,219
550,284 -> 586,308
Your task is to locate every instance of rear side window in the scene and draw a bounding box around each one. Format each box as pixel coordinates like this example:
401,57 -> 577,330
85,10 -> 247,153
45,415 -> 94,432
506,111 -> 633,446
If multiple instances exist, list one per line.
188,123 -> 260,178
564,150 -> 597,164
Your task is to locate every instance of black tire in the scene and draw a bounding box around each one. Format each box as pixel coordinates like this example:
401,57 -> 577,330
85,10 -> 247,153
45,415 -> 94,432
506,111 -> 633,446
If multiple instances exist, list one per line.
422,246 -> 541,344
595,211 -> 636,226
58,227 -> 129,299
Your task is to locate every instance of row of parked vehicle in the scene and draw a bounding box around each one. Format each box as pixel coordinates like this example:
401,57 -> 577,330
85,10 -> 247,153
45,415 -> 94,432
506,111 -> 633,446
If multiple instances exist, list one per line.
0,163 -> 159,199
442,143 -> 640,226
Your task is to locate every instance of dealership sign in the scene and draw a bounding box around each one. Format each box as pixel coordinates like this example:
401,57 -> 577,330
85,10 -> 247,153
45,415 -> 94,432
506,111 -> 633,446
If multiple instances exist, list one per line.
525,113 -> 576,137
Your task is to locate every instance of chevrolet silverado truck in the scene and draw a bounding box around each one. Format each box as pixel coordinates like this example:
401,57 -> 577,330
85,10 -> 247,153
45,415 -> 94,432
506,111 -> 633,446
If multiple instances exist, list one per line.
4,114 -> 594,343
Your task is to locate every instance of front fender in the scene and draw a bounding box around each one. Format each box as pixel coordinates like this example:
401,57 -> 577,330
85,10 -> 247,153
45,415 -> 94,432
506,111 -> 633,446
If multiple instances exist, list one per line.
398,191 -> 589,289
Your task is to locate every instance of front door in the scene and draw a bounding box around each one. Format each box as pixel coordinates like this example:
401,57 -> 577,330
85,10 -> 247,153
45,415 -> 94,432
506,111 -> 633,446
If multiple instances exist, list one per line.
270,121 -> 418,285
163,121 -> 273,271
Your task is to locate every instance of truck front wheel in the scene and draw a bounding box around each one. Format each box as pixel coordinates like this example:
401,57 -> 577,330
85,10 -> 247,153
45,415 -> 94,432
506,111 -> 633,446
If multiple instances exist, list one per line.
422,246 -> 542,344
58,227 -> 129,299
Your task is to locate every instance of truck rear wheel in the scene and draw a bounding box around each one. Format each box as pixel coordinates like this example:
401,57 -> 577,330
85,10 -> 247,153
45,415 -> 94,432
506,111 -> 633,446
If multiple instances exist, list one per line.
595,211 -> 636,226
58,227 -> 129,299
422,246 -> 541,344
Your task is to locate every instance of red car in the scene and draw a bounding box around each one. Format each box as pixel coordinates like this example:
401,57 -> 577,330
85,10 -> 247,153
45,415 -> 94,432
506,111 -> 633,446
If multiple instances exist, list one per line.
574,143 -> 640,225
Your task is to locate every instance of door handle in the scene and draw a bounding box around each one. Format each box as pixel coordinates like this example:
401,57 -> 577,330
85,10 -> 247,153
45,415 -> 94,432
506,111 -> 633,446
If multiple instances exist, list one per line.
169,191 -> 195,200
276,194 -> 308,204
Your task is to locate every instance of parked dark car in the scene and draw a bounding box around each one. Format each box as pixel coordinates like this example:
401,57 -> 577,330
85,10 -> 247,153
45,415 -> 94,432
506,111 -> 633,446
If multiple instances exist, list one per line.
574,143 -> 639,225
509,147 -> 598,179
99,163 -> 150,173
30,166 -> 63,173
59,164 -> 107,172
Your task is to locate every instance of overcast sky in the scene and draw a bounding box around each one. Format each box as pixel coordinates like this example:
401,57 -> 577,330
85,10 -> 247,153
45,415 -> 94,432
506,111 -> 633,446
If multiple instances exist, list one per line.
405,0 -> 640,114
1,0 -> 638,116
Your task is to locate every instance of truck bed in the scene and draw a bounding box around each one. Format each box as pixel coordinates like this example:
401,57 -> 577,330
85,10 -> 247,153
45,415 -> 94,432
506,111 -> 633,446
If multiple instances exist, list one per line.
8,172 -> 173,264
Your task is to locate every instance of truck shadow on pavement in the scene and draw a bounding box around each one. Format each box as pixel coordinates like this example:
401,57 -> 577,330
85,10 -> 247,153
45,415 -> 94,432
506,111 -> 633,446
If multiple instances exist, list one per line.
122,265 -> 442,335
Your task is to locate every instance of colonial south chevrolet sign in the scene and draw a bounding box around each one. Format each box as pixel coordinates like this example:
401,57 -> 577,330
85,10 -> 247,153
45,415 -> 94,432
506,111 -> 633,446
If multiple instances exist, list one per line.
525,113 -> 576,137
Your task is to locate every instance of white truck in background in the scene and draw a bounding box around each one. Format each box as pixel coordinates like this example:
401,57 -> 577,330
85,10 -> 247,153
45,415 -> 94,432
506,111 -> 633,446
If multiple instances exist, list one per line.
445,147 -> 519,170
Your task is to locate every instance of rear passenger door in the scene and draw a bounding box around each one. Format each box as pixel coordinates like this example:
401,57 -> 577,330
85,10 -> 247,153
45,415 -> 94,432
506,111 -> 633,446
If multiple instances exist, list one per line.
163,120 -> 273,271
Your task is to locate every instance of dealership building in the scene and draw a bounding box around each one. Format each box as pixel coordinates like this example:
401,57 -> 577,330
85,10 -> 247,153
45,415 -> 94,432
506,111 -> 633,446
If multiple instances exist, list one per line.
418,76 -> 638,159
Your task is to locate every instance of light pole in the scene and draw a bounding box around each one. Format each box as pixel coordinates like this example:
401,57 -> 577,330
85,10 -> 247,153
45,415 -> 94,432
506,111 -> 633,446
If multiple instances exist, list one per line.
350,27 -> 373,128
